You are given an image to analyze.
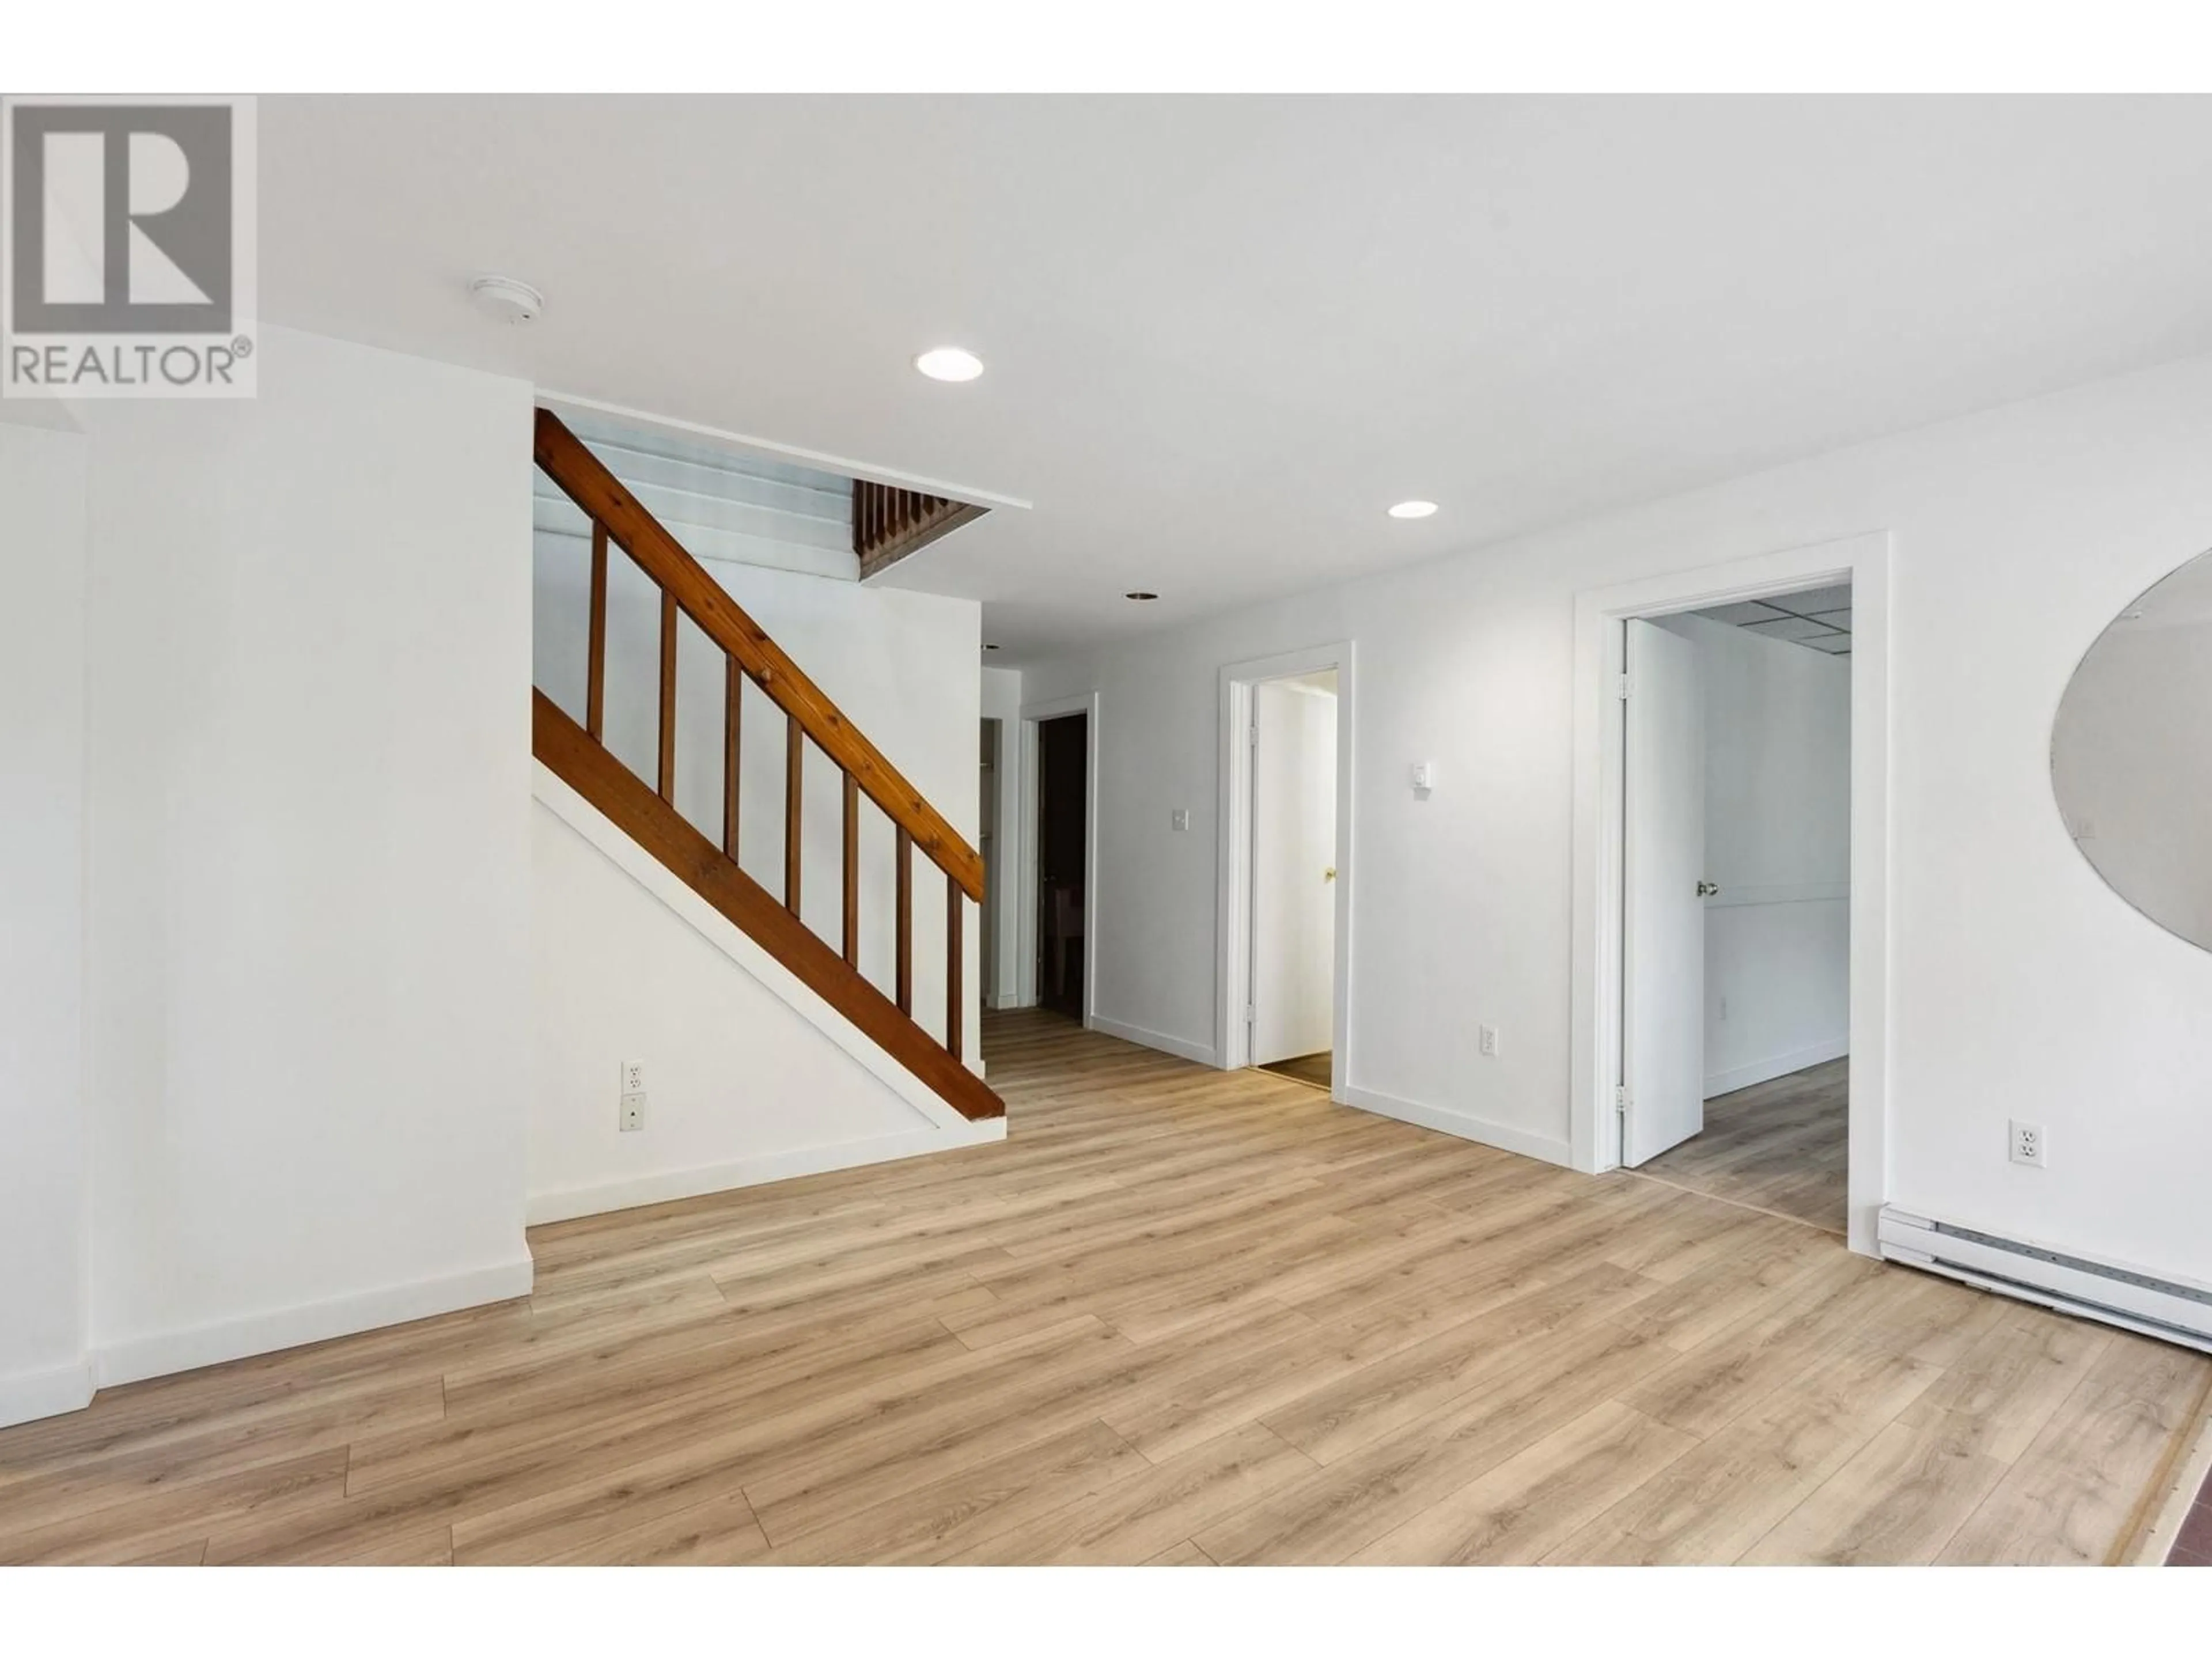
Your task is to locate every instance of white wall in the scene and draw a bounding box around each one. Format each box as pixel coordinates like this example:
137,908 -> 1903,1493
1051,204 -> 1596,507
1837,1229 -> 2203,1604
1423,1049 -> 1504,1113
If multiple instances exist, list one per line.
982,665 -> 1025,1006
0,419 -> 93,1426
535,410 -> 855,582
1020,348 -> 2212,1286
78,326 -> 536,1384
1657,613 -> 1851,1096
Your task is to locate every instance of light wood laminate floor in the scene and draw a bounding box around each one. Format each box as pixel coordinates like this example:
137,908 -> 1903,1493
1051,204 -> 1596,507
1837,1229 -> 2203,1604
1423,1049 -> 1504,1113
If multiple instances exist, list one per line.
1,1013 -> 2202,1566
1259,1052 -> 1332,1092
1642,1059 -> 1849,1233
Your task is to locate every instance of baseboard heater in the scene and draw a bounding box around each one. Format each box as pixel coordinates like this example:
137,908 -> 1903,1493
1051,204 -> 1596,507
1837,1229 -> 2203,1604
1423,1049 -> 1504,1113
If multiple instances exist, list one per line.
1878,1206 -> 2212,1355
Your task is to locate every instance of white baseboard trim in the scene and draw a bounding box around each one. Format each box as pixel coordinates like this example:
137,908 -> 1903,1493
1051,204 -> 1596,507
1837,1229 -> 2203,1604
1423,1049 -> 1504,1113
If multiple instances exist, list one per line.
0,1357 -> 96,1429
1706,1037 -> 1849,1099
526,1118 -> 1006,1226
1089,1014 -> 1219,1068
1339,1083 -> 1574,1168
94,1252 -> 537,1391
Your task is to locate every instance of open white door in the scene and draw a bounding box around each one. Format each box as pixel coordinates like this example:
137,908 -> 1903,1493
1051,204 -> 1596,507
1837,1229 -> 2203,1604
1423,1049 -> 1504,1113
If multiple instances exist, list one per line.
1622,619 -> 1707,1166
1251,679 -> 1337,1067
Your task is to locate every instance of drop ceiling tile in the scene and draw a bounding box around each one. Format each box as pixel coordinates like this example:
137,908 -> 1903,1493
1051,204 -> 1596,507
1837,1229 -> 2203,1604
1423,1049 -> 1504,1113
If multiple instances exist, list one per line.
1775,584 -> 1854,615
1803,633 -> 1854,654
1699,601 -> 1791,626
1743,614 -> 1844,642
1808,608 -> 1852,629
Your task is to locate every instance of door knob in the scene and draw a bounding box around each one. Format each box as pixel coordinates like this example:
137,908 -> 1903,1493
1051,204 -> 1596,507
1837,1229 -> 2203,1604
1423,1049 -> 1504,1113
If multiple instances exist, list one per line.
1696,880 -> 1720,897
1324,867 -> 1337,882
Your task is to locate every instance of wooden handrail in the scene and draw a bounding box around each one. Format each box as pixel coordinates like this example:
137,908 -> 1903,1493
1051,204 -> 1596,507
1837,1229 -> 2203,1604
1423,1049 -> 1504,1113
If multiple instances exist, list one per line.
535,407 -> 984,900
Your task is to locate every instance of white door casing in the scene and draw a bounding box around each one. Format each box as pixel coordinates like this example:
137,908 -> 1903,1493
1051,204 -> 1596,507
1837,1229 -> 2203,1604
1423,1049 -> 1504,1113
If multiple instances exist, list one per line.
1622,619 -> 1707,1166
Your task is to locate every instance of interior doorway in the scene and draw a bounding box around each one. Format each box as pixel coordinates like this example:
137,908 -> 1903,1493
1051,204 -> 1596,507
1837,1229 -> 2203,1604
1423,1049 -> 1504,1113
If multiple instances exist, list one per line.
1250,672 -> 1339,1088
1033,710 -> 1089,1021
1615,584 -> 1854,1233
1218,643 -> 1354,1092
979,718 -> 1002,1007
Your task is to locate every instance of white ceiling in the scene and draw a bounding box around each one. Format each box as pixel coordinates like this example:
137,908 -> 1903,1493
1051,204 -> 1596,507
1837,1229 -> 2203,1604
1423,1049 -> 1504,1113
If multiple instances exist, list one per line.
259,96 -> 2212,661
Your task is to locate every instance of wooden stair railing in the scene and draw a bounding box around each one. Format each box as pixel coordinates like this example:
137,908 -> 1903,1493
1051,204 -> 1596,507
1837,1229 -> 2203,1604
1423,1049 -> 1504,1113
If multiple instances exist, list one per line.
853,480 -> 988,581
533,407 -> 1002,1123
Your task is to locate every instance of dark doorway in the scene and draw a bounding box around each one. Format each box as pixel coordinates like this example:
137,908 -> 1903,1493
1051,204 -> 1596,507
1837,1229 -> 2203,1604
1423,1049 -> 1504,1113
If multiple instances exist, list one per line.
1036,711 -> 1088,1020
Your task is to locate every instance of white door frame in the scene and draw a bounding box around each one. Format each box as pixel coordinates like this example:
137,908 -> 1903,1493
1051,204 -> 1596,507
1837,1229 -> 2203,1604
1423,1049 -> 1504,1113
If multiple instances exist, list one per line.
1570,532 -> 1891,1255
1017,691 -> 1101,1025
1217,642 -> 1356,1087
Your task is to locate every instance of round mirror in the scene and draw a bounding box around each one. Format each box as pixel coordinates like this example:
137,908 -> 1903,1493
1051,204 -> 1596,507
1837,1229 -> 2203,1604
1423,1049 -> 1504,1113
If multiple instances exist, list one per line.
2051,549 -> 2212,952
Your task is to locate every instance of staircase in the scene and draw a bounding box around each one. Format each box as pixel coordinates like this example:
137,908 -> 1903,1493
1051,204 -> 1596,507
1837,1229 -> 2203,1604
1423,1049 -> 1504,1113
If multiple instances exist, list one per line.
531,407 -> 1003,1123
851,480 -> 987,581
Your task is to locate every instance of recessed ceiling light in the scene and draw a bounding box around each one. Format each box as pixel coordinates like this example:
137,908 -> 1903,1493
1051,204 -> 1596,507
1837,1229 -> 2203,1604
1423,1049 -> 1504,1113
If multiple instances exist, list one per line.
1124,591 -> 1158,601
469,274 -> 544,325
1388,500 -> 1438,520
914,347 -> 984,383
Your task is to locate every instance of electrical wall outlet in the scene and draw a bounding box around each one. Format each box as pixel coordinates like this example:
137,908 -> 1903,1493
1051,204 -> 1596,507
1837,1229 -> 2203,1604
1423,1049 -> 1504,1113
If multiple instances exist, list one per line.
1478,1024 -> 1500,1058
622,1060 -> 645,1093
2010,1120 -> 2046,1168
1171,808 -> 1191,831
620,1092 -> 647,1132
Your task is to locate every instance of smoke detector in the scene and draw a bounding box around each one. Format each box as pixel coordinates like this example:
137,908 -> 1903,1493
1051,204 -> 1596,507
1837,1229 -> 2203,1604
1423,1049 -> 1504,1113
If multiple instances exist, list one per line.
469,275 -> 544,325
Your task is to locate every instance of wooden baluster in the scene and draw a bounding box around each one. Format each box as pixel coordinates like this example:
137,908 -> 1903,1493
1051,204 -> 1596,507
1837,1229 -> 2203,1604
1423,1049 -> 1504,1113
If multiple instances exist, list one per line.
785,715 -> 804,914
722,657 -> 741,862
946,874 -> 963,1062
656,589 -> 677,802
842,772 -> 860,967
896,828 -> 913,1014
586,521 -> 608,741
